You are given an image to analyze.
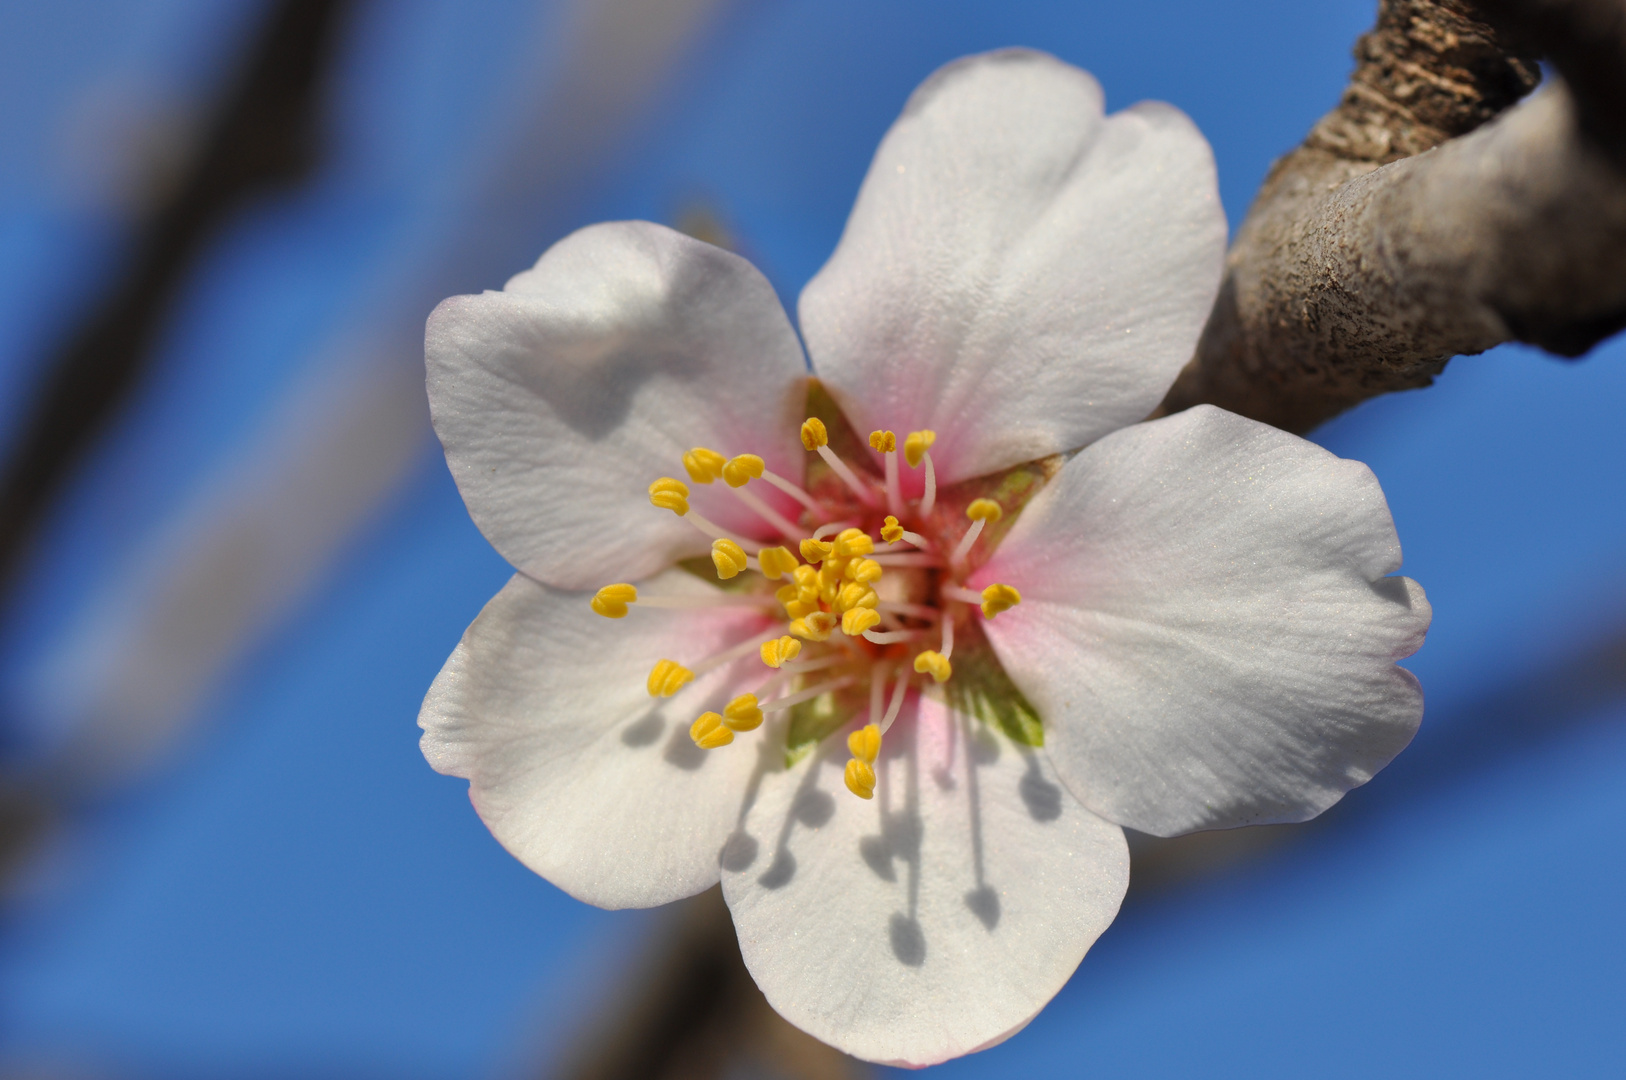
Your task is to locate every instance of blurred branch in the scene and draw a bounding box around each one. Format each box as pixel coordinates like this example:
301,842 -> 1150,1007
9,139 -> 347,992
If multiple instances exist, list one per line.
552,887 -> 868,1080
0,0 -> 350,935
0,0 -> 350,593
1157,0 -> 1626,433
0,779 -> 53,901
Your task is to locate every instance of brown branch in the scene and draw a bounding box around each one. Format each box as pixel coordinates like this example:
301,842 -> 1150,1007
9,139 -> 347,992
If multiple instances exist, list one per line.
1157,0 -> 1626,433
551,888 -> 868,1080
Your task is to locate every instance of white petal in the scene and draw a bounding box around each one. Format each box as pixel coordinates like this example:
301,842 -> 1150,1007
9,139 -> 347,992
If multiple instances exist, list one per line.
721,694 -> 1127,1067
427,221 -> 809,590
420,568 -> 782,909
799,50 -> 1225,485
975,406 -> 1430,837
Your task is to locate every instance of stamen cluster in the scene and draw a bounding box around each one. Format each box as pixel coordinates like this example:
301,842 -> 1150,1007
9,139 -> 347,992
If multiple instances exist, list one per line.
588,416 -> 1022,799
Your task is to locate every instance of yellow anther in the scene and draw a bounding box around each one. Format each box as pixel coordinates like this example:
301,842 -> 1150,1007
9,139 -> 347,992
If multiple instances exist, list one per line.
817,561 -> 846,604
800,417 -> 829,450
777,573 -> 820,617
836,582 -> 879,614
590,584 -> 637,618
880,516 -> 904,543
848,723 -> 881,764
690,712 -> 733,749
844,758 -> 877,799
845,557 -> 882,584
647,659 -> 694,697
833,527 -> 874,557
966,498 -> 1003,523
799,537 -> 833,564
723,693 -> 764,732
682,447 -> 726,484
758,545 -> 799,580
869,430 -> 897,453
903,430 -> 937,468
721,453 -> 765,488
914,650 -> 953,683
760,635 -> 803,668
842,607 -> 882,636
648,476 -> 690,515
788,612 -> 837,642
980,583 -> 1023,619
711,538 -> 749,579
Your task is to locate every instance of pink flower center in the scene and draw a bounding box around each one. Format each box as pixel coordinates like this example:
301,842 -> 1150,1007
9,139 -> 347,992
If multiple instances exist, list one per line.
589,414 -> 1023,799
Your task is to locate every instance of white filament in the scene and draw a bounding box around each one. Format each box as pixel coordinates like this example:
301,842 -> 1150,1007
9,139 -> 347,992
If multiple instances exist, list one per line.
861,628 -> 921,645
760,675 -> 857,713
728,484 -> 801,539
758,468 -> 822,515
690,628 -> 788,674
918,452 -> 937,519
884,449 -> 902,518
869,553 -> 942,568
816,444 -> 877,505
634,594 -> 779,611
879,668 -> 911,734
875,601 -> 939,619
781,653 -> 846,676
950,517 -> 987,565
684,510 -> 750,548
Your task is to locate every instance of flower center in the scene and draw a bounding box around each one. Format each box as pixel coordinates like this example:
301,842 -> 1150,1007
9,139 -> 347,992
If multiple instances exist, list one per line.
589,414 -> 1023,800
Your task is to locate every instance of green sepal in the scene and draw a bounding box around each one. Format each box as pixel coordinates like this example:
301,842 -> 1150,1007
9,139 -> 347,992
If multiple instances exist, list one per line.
783,682 -> 866,767
943,621 -> 1044,747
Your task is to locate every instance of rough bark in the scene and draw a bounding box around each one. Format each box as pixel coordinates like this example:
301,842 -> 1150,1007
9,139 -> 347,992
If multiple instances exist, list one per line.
1157,0 -> 1626,433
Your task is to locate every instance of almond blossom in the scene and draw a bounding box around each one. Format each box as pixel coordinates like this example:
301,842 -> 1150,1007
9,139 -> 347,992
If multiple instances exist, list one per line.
418,50 -> 1429,1067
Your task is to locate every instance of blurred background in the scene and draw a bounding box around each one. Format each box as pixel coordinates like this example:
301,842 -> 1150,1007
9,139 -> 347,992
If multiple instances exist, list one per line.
0,0 -> 1622,1076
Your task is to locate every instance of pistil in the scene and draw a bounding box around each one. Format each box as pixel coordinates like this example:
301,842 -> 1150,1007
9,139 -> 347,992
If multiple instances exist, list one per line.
632,416 -> 1033,796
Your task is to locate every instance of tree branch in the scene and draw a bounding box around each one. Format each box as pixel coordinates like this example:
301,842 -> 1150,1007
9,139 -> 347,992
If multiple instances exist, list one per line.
1157,0 -> 1626,433
551,888 -> 868,1080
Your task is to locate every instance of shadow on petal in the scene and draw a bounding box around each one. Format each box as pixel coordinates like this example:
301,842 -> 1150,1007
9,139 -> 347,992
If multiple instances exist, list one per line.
525,328 -> 709,442
792,788 -> 834,827
859,834 -> 896,882
1019,755 -> 1063,821
621,709 -> 664,747
719,831 -> 758,872
662,721 -> 707,770
964,884 -> 1001,930
884,805 -> 922,860
888,913 -> 926,967
969,725 -> 1000,765
758,849 -> 796,889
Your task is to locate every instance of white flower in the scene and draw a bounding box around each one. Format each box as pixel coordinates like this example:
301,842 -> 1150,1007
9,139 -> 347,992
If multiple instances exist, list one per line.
418,50 -> 1429,1067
